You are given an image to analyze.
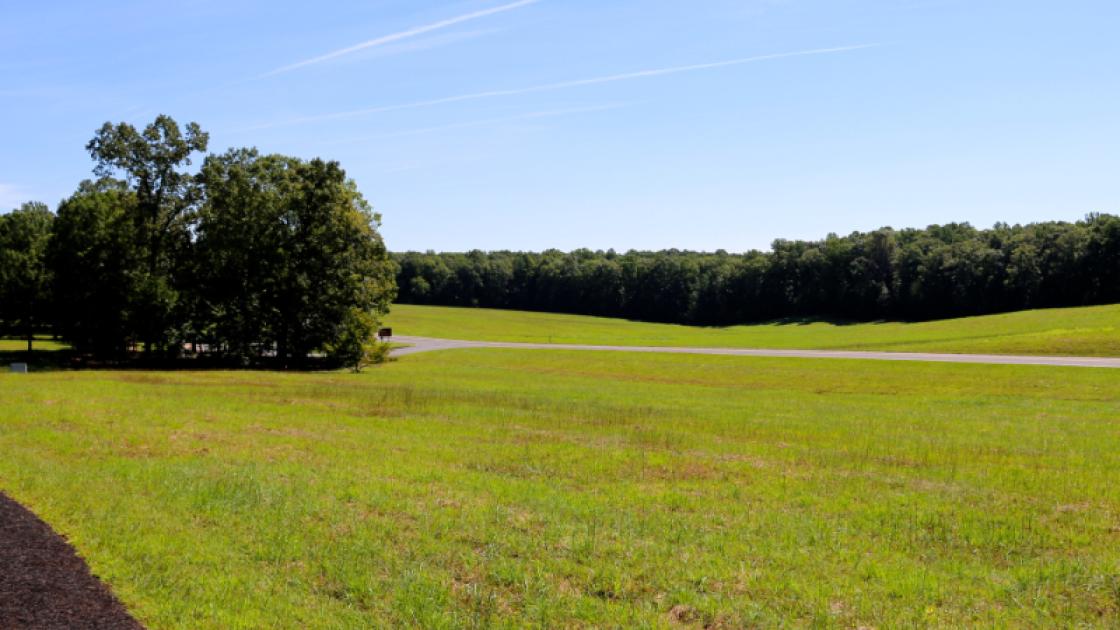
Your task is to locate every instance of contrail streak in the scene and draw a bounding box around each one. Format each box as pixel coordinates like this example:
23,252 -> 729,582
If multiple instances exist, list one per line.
246,44 -> 881,130
261,0 -> 540,77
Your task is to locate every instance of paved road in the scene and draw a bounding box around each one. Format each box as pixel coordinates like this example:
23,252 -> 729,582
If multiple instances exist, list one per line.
392,335 -> 1120,368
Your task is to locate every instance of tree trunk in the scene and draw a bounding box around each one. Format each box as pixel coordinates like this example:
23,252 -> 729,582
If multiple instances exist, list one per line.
25,299 -> 33,356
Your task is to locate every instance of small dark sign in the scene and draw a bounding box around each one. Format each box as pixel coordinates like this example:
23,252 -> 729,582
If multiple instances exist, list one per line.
378,327 -> 393,340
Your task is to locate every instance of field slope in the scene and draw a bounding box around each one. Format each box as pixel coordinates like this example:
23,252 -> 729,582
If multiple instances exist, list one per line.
2,351 -> 1119,627
386,303 -> 1120,356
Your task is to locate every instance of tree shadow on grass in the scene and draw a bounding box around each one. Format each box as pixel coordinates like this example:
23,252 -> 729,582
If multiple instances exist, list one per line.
0,349 -> 76,372
0,349 -> 347,373
683,315 -> 882,330
762,316 -> 873,327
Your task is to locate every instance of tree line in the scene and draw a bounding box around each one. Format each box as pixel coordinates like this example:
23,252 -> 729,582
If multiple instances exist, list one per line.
5,115 -> 1118,347
395,216 -> 1120,325
0,116 -> 396,368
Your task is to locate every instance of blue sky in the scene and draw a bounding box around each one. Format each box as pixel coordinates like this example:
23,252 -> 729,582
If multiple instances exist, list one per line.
2,0 -> 1118,252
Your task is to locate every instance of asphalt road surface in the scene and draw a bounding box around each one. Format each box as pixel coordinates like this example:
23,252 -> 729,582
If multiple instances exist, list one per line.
391,336 -> 1120,368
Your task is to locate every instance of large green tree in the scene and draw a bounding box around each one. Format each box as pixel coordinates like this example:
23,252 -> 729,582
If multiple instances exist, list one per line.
195,149 -> 396,367
48,180 -> 142,356
0,202 -> 54,352
86,115 -> 209,353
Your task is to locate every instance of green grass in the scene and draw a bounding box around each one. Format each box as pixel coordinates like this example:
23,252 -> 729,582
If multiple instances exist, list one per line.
0,337 -> 67,352
2,351 -> 1119,627
385,303 -> 1120,356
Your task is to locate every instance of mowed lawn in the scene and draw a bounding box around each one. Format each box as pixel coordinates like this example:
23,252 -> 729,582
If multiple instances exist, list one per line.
386,303 -> 1120,357
1,350 -> 1119,628
0,337 -> 68,352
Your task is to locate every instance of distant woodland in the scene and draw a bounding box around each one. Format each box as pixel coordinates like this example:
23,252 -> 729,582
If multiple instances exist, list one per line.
395,216 -> 1120,325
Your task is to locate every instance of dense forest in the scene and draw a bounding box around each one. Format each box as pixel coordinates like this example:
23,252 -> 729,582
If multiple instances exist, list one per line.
395,215 -> 1120,325
0,116 -> 396,368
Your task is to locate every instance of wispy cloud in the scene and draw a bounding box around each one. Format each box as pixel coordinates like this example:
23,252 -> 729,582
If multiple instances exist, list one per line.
245,44 -> 881,130
261,0 -> 539,78
324,103 -> 628,146
343,28 -> 501,62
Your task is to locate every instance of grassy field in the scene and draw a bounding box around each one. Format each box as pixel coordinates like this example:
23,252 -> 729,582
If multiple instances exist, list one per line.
0,337 -> 68,352
385,303 -> 1120,356
2,349 -> 1119,627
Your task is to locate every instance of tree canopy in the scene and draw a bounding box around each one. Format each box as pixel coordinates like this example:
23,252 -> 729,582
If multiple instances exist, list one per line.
83,115 -> 210,353
0,202 -> 54,351
395,215 -> 1120,325
1,115 -> 396,368
195,149 -> 395,366
48,179 -> 141,355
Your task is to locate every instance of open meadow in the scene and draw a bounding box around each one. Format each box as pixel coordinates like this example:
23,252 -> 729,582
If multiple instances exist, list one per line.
386,303 -> 1120,357
5,2 -> 1120,626
2,344 -> 1119,627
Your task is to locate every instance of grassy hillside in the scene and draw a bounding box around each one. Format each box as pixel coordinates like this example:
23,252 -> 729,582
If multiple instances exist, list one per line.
386,303 -> 1120,356
2,352 -> 1119,627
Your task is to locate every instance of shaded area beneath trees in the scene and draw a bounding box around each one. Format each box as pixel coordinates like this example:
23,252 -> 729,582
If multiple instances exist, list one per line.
0,346 -> 347,373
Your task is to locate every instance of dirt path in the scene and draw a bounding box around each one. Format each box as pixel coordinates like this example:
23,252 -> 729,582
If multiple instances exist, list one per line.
391,335 -> 1120,368
0,492 -> 142,629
